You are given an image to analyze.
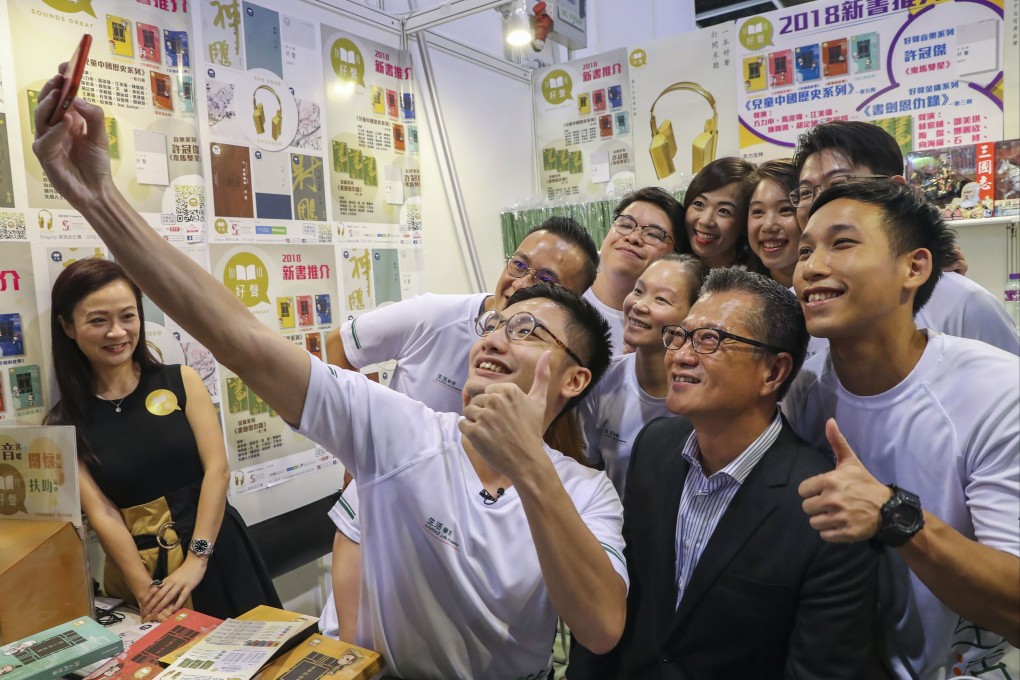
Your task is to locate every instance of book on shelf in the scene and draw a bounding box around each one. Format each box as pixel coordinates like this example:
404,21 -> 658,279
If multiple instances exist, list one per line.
0,616 -> 124,680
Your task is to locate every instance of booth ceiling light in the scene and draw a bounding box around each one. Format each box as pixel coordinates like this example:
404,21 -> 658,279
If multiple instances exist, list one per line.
503,0 -> 532,46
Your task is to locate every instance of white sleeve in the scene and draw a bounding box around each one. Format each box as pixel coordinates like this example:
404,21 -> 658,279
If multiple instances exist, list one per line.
575,390 -> 603,467
964,391 -> 1020,557
339,296 -> 429,369
577,472 -> 629,591
328,479 -> 361,544
957,284 -> 1020,356
296,355 -> 445,482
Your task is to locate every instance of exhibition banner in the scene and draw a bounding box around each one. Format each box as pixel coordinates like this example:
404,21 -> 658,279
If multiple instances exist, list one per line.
196,0 -> 330,244
320,26 -> 422,248
4,0 -> 204,243
0,242 -> 45,424
208,242 -> 339,489
735,0 -> 1007,160
628,23 -> 740,189
0,425 -> 81,526
533,48 -> 635,199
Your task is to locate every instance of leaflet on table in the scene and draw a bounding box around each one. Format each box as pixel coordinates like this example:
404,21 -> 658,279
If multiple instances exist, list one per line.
629,24 -> 740,188
195,1 -> 329,244
3,0 -> 204,242
153,619 -> 306,680
320,27 -> 419,226
0,425 -> 81,526
735,0 -> 1007,160
209,243 -> 339,474
533,48 -> 635,200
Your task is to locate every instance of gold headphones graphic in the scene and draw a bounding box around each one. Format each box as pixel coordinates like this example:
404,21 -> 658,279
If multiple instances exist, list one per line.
252,85 -> 282,141
649,82 -> 718,179
38,209 -> 53,230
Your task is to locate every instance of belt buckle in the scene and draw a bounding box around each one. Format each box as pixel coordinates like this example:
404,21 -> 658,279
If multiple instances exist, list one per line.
156,521 -> 179,549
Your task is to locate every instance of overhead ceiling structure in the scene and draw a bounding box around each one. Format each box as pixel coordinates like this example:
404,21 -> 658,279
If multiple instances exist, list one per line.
694,0 -> 812,27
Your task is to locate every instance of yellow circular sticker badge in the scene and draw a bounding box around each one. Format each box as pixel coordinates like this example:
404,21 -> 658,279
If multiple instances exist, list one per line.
146,390 -> 182,416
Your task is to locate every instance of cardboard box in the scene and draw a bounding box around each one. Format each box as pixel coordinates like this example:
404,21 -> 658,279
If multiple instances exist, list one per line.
0,520 -> 91,643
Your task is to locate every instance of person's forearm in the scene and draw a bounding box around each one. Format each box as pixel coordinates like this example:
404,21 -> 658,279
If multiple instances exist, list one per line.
515,457 -> 626,654
331,532 -> 362,642
900,511 -> 1020,645
90,509 -> 157,600
188,466 -> 229,564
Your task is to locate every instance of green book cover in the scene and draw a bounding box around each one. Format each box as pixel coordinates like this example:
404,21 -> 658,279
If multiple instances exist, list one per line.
0,617 -> 124,680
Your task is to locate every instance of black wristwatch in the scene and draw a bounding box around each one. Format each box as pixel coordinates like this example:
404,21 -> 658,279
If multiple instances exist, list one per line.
875,484 -> 924,547
189,538 -> 215,557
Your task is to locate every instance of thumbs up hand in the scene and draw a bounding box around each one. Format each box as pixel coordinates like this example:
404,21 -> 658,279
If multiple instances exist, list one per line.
798,418 -> 894,543
460,350 -> 552,482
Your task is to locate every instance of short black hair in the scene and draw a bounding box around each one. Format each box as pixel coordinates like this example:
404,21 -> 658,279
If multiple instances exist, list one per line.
792,121 -> 903,177
683,157 -> 762,271
505,283 -> 612,415
528,216 -> 599,291
809,180 -> 955,313
753,158 -> 799,194
614,186 -> 687,254
700,268 -> 808,400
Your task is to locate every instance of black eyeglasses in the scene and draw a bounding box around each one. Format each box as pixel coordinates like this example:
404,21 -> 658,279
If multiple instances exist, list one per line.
612,215 -> 673,246
661,324 -> 786,355
789,174 -> 889,208
506,257 -> 560,286
475,310 -> 584,367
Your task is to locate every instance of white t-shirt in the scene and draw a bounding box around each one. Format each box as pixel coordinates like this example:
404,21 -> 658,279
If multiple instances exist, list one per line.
575,354 -> 670,497
298,357 -> 629,679
783,332 -> 1020,680
805,273 -> 1020,358
339,292 -> 490,415
319,483 -> 361,638
583,287 -> 625,356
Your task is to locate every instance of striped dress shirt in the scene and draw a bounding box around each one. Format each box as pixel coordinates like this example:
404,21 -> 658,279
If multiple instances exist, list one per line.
674,411 -> 783,608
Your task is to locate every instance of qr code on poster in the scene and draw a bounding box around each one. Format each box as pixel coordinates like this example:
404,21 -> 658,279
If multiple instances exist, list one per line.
174,185 -> 205,224
0,211 -> 27,240
405,203 -> 422,233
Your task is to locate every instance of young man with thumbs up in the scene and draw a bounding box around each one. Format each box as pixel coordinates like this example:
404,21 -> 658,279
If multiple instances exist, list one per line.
786,181 -> 1020,679
32,73 -> 625,680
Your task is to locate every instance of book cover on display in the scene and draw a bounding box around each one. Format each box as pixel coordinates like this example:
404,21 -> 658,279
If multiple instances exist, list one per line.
994,139 -> 1020,216
253,634 -> 383,680
83,609 -> 222,680
0,617 -> 124,680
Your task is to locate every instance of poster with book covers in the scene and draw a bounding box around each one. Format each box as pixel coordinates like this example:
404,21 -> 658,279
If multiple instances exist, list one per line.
319,27 -> 421,246
208,242 -> 341,492
532,48 -> 635,200
628,24 -> 740,189
734,0 -> 1007,160
2,0 -> 205,243
0,61 -> 18,215
195,0 -> 331,244
0,242 -> 46,424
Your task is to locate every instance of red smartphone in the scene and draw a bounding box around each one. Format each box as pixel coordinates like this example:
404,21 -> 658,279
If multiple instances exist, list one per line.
49,34 -> 92,125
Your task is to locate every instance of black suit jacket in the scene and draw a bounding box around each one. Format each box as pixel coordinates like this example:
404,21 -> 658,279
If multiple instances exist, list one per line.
570,415 -> 878,680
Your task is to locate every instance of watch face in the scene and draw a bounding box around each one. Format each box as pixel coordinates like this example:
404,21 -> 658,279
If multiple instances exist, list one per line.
192,539 -> 211,554
892,505 -> 921,530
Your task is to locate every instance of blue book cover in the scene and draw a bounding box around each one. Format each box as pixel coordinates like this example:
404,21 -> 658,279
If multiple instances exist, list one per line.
0,617 -> 124,680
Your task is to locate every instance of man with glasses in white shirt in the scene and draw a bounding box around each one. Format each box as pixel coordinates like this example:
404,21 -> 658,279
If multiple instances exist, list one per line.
569,268 -> 878,679
584,187 -> 686,354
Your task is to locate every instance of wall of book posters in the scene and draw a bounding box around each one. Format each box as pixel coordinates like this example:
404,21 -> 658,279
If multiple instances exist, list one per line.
532,48 -> 635,199
4,0 -> 204,244
628,24 -> 740,189
734,0 -> 1008,160
0,1 -> 426,495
